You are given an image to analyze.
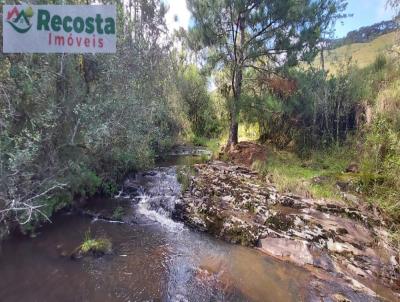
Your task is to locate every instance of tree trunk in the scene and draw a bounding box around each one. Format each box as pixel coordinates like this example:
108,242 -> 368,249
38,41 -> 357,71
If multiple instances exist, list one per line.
227,68 -> 242,147
320,45 -> 325,71
336,99 -> 341,145
228,105 -> 239,145
312,93 -> 317,146
227,15 -> 245,147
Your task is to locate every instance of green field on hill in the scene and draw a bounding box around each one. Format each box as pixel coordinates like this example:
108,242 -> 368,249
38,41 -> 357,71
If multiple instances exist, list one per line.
315,31 -> 398,73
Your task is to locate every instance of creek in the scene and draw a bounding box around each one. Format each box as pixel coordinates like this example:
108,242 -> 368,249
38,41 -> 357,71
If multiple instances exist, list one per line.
0,152 -> 313,302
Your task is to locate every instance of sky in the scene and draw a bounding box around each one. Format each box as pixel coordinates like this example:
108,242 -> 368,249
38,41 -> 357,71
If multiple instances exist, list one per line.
165,0 -> 191,34
165,0 -> 397,38
335,0 -> 397,37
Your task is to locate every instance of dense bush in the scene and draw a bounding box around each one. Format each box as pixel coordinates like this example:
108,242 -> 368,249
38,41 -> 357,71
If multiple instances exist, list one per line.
238,56 -> 390,154
175,64 -> 222,138
240,54 -> 400,220
0,0 -> 185,236
360,98 -> 400,220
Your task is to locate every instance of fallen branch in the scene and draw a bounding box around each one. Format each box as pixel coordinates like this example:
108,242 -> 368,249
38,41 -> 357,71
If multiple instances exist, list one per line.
0,183 -> 67,225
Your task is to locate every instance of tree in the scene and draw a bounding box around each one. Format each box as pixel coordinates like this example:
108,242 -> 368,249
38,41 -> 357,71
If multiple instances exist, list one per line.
387,0 -> 400,55
175,64 -> 221,137
387,0 -> 400,10
0,0 -> 182,235
187,0 -> 347,146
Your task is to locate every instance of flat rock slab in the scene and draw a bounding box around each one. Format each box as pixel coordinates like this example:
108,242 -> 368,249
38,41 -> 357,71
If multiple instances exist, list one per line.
176,160 -> 400,300
259,238 -> 314,266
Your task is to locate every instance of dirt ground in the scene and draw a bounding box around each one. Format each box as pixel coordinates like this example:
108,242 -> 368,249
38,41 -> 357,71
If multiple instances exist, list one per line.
223,141 -> 267,167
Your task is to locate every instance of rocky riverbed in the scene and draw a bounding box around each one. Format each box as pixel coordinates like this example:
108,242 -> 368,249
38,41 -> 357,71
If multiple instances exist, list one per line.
174,160 -> 400,301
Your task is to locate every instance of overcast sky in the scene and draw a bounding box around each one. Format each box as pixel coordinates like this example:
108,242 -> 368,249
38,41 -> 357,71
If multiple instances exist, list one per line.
164,0 -> 397,38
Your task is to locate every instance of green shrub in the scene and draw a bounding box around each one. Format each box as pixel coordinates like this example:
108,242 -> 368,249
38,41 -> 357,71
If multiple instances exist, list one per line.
177,65 -> 223,138
68,166 -> 102,198
111,206 -> 124,221
80,230 -> 112,255
372,54 -> 387,72
252,147 -> 350,201
177,166 -> 196,192
101,181 -> 118,197
0,0 -> 185,237
361,117 -> 400,220
18,192 -> 73,235
80,238 -> 112,255
190,134 -> 208,146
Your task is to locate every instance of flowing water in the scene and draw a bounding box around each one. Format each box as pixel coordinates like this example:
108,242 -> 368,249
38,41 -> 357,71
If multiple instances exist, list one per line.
0,154 -> 313,302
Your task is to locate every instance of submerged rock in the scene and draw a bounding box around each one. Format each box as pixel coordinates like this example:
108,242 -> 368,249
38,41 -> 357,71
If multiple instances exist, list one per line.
70,238 -> 112,259
259,238 -> 314,266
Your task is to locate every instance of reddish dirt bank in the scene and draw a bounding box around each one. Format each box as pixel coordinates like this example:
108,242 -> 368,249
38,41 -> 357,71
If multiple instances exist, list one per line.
223,141 -> 267,166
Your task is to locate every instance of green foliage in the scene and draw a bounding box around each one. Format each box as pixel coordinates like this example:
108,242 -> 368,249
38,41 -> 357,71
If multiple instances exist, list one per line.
80,230 -> 112,255
190,135 -> 209,147
240,90 -> 282,143
188,0 -> 345,67
176,64 -> 222,138
360,117 -> 400,219
0,0 -> 185,234
344,57 -> 400,221
101,181 -> 118,197
246,57 -> 374,152
111,206 -> 124,221
373,54 -> 388,72
68,167 -> 102,198
187,135 -> 222,158
41,193 -> 73,218
177,166 -> 196,192
187,0 -> 346,144
248,53 -> 400,222
203,138 -> 222,157
252,146 -> 352,200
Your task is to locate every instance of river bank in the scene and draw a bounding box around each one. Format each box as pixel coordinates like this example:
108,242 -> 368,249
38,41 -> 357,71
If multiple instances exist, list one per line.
174,156 -> 400,301
1,146 -> 399,301
0,152 -> 318,302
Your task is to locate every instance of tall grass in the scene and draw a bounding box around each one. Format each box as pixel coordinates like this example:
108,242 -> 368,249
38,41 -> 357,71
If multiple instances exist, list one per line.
252,146 -> 354,201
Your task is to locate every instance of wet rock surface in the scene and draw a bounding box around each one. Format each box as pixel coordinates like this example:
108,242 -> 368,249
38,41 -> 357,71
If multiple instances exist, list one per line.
175,160 -> 400,301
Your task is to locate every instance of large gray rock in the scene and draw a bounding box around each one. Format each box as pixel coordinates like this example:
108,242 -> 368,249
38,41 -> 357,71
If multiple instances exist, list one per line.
176,161 -> 400,299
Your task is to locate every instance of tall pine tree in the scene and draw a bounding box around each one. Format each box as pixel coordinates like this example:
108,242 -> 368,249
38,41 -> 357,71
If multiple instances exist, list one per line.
187,0 -> 347,146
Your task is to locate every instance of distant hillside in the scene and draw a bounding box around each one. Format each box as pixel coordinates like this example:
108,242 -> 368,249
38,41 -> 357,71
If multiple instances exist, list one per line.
327,20 -> 398,48
315,31 -> 398,73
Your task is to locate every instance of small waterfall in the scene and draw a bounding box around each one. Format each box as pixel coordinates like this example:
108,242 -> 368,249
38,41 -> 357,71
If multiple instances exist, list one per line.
126,167 -> 184,230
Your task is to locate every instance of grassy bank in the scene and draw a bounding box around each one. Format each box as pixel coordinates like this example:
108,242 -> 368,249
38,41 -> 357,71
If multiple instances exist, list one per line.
248,142 -> 400,246
252,145 -> 356,201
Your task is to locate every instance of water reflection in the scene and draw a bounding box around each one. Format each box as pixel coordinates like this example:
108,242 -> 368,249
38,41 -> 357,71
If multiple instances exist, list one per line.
0,151 -> 312,301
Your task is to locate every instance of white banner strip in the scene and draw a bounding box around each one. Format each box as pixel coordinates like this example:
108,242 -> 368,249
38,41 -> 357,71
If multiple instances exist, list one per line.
3,5 -> 116,53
